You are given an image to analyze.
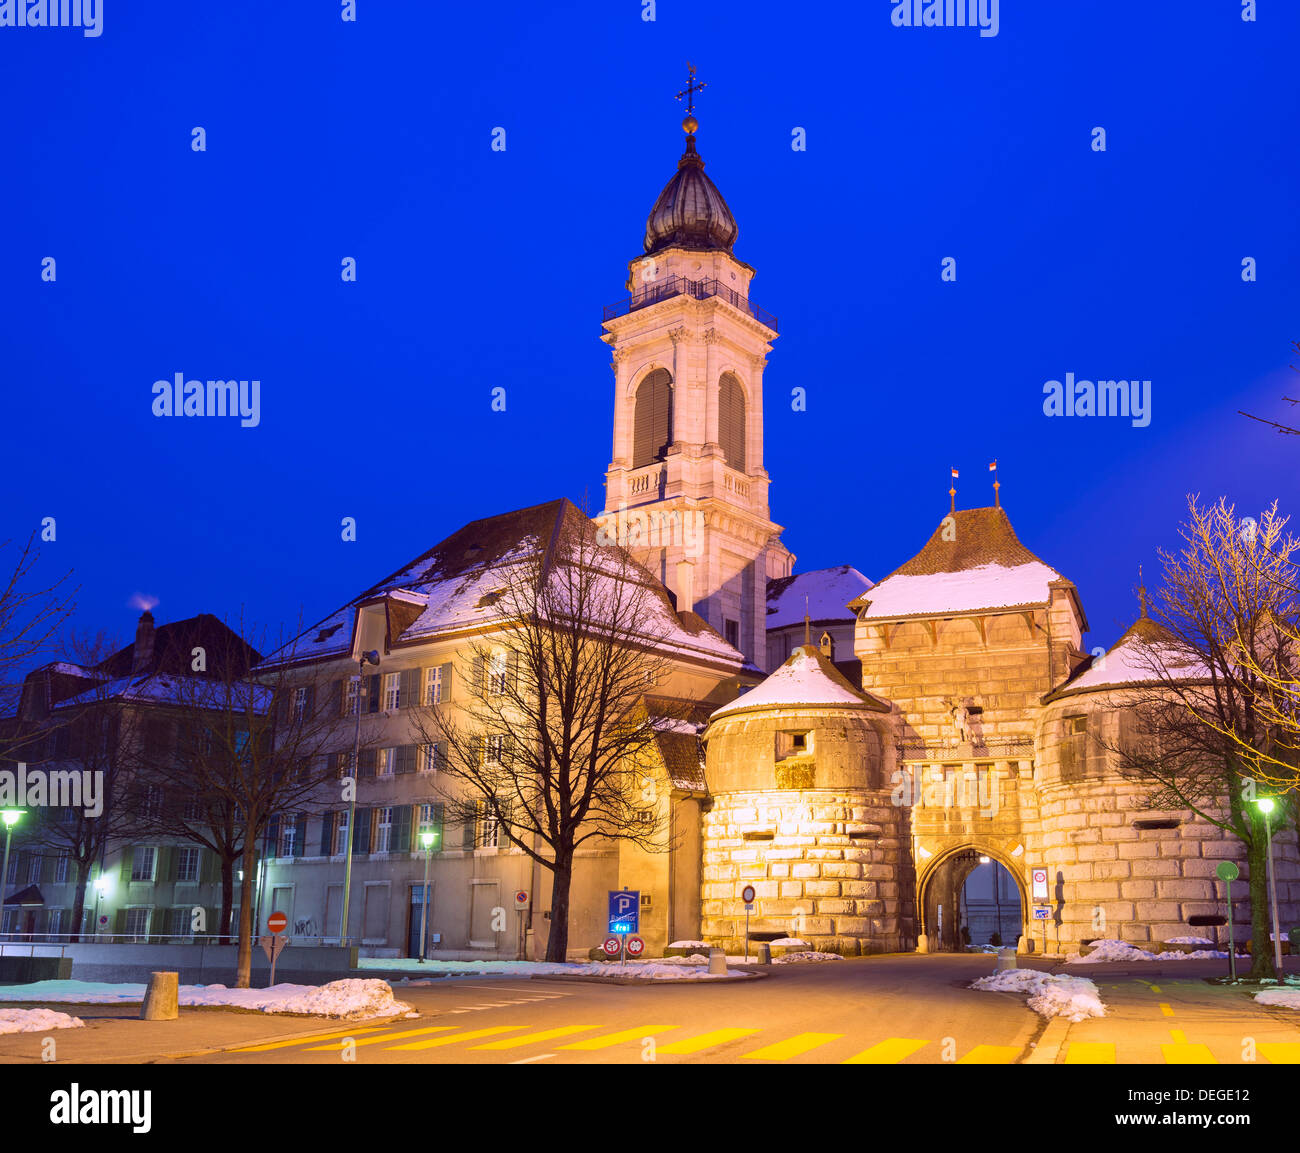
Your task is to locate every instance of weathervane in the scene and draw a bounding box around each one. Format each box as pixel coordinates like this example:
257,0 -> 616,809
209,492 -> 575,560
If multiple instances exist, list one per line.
676,62 -> 706,131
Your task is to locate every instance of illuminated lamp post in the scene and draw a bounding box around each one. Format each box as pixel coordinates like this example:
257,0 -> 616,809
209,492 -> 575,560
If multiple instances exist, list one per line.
1255,797 -> 1284,975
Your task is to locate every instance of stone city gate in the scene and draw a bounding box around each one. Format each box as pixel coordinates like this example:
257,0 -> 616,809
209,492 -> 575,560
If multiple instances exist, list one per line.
916,845 -> 1027,953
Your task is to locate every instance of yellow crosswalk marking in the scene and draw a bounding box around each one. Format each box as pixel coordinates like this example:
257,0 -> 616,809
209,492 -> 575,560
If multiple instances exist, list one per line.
560,1027 -> 677,1051
1065,1042 -> 1116,1064
1159,1003 -> 1175,1017
1163,1029 -> 1216,1064
956,1045 -> 1020,1064
743,1032 -> 843,1061
305,1027 -> 456,1051
231,1026 -> 386,1052
472,1026 -> 596,1050
387,1026 -> 527,1051
1259,1043 -> 1300,1064
657,1028 -> 760,1055
843,1038 -> 928,1064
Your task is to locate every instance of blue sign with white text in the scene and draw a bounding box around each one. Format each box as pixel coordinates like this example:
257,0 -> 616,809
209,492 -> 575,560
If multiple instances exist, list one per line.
608,889 -> 640,934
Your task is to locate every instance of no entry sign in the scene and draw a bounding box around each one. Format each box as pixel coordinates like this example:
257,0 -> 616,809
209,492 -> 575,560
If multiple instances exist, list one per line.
267,911 -> 288,934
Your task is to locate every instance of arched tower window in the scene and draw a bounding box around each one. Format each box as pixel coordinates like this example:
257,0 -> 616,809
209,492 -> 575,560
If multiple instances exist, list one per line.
632,369 -> 674,468
718,372 -> 746,472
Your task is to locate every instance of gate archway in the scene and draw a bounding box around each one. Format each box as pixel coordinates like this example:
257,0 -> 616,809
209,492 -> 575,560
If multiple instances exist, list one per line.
917,847 -> 1026,952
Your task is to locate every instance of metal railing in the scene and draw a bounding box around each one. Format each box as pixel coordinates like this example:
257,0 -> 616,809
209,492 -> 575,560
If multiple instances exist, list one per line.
0,932 -> 357,948
602,275 -> 778,332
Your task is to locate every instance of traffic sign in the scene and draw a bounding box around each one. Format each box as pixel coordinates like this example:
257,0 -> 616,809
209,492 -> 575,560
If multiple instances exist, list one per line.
602,936 -> 622,957
608,889 -> 639,934
1031,868 -> 1049,902
1032,906 -> 1050,920
513,890 -> 530,910
626,936 -> 645,957
98,915 -> 108,926
741,884 -> 756,904
267,911 -> 288,934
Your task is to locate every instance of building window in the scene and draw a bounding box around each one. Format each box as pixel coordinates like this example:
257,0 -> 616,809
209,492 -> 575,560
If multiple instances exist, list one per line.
718,372 -> 746,472
476,802 -> 501,850
168,906 -> 194,938
4,854 -> 16,884
124,907 -> 151,943
377,747 -> 394,776
484,734 -> 505,764
374,807 -> 393,854
487,651 -> 508,696
418,803 -> 444,851
725,619 -> 739,648
345,675 -> 361,717
47,908 -> 64,937
424,666 -> 442,705
54,854 -> 69,884
176,847 -> 200,883
291,685 -> 309,721
183,796 -> 203,821
384,672 -> 401,711
280,818 -> 297,858
334,811 -> 350,856
131,847 -> 157,883
418,743 -> 436,773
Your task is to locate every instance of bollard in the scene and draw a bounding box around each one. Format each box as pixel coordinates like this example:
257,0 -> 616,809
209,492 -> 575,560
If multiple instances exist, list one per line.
140,971 -> 179,1021
707,947 -> 727,975
996,947 -> 1017,972
757,943 -> 772,965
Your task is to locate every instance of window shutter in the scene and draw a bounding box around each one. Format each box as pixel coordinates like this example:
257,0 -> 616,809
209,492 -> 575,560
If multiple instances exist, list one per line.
119,846 -> 134,882
266,815 -> 282,857
154,846 -> 170,883
169,847 -> 182,882
294,815 -> 307,857
463,805 -> 479,850
432,802 -> 445,848
200,850 -> 219,885
435,740 -> 448,771
393,806 -> 412,853
439,662 -> 453,701
632,369 -> 674,468
718,372 -> 747,472
473,657 -> 484,692
353,808 -> 371,855
359,748 -> 376,778
113,908 -> 127,938
396,744 -> 415,775
498,797 -> 513,842
319,812 -> 334,856
401,668 -> 417,708
502,735 -> 514,766
335,678 -> 346,717
304,684 -> 315,717
367,674 -> 381,713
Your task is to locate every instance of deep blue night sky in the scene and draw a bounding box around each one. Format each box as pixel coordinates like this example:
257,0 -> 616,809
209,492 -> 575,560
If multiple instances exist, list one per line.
2,1 -> 1296,662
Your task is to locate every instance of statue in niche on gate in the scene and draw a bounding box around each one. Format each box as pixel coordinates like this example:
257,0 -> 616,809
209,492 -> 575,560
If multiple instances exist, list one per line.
946,698 -> 973,746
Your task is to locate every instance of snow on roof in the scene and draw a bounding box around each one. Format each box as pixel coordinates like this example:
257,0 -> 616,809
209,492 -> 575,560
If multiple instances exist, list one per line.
858,561 -> 1062,620
265,500 -> 745,671
710,644 -> 883,719
1052,616 -> 1208,697
766,566 -> 873,629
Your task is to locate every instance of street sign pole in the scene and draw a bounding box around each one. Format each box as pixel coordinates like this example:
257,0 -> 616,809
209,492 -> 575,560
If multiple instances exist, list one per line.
741,884 -> 756,961
1217,860 -> 1240,982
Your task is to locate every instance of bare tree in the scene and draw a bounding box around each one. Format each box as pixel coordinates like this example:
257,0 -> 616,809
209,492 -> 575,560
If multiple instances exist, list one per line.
1238,339 -> 1300,437
1107,497 -> 1298,977
156,615 -> 353,986
410,511 -> 683,962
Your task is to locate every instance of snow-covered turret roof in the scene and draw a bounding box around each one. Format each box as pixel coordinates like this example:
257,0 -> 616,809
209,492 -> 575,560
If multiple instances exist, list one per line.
766,565 -> 873,629
709,644 -> 888,720
1048,614 -> 1208,699
850,506 -> 1080,622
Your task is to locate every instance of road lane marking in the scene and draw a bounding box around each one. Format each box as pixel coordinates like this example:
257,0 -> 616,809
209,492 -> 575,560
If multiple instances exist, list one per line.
1258,1043 -> 1300,1064
657,1029 -> 760,1055
1159,1003 -> 1174,1017
742,1032 -> 843,1061
387,1026 -> 527,1050
1149,985 -> 1162,994
1162,1029 -> 1216,1064
560,1027 -> 677,1050
472,1026 -> 595,1050
1064,1042 -> 1116,1064
231,1026 -> 385,1052
305,1027 -> 456,1051
843,1038 -> 928,1064
956,1045 -> 1021,1064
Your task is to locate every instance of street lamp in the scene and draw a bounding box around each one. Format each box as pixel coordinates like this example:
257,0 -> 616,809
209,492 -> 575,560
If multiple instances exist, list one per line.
1,809 -> 23,937
418,829 -> 438,963
339,649 -> 380,947
1255,797 -> 1283,974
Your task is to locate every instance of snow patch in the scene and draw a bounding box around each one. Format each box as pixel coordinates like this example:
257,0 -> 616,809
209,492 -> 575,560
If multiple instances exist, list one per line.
772,951 -> 842,964
0,1007 -> 85,1034
1256,990 -> 1300,1010
971,968 -> 1106,1022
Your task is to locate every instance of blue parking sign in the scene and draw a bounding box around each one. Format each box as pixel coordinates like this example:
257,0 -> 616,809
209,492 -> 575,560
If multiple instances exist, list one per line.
608,889 -> 640,934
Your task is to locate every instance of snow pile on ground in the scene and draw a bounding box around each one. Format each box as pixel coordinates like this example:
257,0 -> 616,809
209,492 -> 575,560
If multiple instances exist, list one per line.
971,969 -> 1106,1022
1065,938 -> 1233,963
770,938 -> 810,947
0,1007 -> 85,1034
1165,936 -> 1214,945
667,940 -> 710,949
772,951 -> 843,964
1255,990 -> 1300,1010
0,979 -> 413,1019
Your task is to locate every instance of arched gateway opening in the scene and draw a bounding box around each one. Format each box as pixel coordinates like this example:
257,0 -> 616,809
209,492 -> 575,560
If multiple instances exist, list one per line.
918,848 -> 1026,952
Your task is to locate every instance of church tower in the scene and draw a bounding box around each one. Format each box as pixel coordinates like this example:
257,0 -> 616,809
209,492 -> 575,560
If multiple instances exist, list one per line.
597,73 -> 793,669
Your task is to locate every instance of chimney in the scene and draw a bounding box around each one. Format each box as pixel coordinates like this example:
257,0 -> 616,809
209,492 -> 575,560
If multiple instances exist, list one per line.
132,610 -> 156,674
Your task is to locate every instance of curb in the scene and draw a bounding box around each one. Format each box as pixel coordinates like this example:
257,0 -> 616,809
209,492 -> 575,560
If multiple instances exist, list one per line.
1023,1015 -> 1071,1064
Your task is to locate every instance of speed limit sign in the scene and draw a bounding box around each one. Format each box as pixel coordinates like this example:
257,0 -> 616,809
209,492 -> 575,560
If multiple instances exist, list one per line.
626,935 -> 645,957
602,936 -> 622,957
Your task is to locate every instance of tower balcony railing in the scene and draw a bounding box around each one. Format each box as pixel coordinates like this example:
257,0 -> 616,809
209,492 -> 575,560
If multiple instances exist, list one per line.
602,275 -> 778,332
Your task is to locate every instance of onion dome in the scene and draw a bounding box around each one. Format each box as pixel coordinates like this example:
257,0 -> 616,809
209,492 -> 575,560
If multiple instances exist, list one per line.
643,117 -> 739,256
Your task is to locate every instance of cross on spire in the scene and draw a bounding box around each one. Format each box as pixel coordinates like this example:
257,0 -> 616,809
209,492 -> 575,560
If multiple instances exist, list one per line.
676,62 -> 707,117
